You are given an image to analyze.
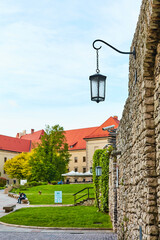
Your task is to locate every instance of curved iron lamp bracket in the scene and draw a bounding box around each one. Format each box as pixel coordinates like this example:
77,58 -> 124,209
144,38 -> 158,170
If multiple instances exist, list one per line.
93,39 -> 136,59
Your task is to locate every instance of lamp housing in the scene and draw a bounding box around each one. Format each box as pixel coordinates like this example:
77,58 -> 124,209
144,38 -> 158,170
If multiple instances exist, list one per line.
89,73 -> 106,103
95,166 -> 102,177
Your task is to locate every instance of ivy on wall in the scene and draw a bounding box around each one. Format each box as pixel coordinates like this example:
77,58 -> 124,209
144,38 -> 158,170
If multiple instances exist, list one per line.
93,146 -> 113,212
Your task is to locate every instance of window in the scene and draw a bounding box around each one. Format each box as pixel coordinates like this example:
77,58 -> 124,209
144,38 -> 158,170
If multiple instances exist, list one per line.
4,157 -> 7,162
74,157 -> 78,163
7,180 -> 9,185
13,180 -> 16,185
74,168 -> 78,172
83,179 -> 85,182
75,179 -> 78,183
3,170 -> 6,174
83,168 -> 86,173
66,179 -> 70,184
83,156 -> 86,162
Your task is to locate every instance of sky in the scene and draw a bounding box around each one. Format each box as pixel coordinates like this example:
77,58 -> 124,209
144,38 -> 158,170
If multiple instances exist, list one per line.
0,0 -> 142,137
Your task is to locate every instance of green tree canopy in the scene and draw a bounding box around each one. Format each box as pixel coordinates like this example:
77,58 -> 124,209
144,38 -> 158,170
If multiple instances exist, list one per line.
29,125 -> 70,182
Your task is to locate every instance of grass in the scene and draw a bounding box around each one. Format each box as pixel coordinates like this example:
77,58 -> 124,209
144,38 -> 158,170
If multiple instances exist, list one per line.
11,183 -> 94,205
0,206 -> 112,229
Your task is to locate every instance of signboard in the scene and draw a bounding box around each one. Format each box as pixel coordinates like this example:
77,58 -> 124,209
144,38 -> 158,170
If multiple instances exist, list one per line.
20,179 -> 27,185
54,191 -> 62,203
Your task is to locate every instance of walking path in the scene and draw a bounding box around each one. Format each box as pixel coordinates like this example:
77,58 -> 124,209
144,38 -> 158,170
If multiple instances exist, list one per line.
0,190 -> 74,218
0,190 -> 118,239
0,190 -> 28,218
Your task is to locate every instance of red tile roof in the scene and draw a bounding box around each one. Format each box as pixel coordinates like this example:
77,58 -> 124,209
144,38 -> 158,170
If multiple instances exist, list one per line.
20,130 -> 44,149
0,135 -> 31,153
1,117 -> 119,153
84,116 -> 119,139
20,130 -> 44,141
65,116 -> 119,150
65,127 -> 97,151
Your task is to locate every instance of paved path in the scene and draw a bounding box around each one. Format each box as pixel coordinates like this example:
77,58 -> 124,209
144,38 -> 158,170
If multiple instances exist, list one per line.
0,190 -> 117,240
0,190 -> 29,218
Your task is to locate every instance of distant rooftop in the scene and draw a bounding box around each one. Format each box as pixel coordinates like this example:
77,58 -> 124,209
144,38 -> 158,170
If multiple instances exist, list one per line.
0,135 -> 31,153
1,116 -> 119,153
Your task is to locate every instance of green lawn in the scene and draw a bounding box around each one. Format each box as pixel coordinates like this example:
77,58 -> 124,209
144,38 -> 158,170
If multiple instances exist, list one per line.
11,183 -> 94,205
0,206 -> 112,229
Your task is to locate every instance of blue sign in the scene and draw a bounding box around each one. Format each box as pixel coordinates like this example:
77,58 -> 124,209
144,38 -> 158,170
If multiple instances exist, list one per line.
54,191 -> 62,203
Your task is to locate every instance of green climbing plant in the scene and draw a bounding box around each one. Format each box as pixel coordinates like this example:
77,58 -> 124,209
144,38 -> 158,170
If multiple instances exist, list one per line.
92,149 -> 102,210
92,146 -> 113,212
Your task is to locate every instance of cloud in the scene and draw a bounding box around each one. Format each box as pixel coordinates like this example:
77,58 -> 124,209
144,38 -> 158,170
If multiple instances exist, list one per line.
0,0 -> 142,136
7,100 -> 19,108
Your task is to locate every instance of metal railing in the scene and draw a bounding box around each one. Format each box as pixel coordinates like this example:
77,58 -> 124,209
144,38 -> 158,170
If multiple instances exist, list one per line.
73,187 -> 94,205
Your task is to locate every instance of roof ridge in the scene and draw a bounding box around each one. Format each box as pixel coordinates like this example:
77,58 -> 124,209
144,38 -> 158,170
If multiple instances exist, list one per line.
65,126 -> 98,132
84,116 -> 119,139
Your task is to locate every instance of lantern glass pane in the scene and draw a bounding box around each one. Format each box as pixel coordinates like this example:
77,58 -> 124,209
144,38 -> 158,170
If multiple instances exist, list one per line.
91,78 -> 98,99
96,166 -> 102,176
99,79 -> 105,98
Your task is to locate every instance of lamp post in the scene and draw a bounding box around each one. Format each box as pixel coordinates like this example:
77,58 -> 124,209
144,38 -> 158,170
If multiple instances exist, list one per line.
89,39 -> 136,103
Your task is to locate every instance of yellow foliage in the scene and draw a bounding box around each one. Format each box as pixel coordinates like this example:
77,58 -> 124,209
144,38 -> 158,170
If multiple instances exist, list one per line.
4,152 -> 32,180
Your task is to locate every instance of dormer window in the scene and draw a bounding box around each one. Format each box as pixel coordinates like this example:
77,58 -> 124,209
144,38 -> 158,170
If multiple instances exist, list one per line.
70,141 -> 78,149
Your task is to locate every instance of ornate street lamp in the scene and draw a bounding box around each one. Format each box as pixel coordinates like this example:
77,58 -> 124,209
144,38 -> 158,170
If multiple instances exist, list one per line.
89,39 -> 136,103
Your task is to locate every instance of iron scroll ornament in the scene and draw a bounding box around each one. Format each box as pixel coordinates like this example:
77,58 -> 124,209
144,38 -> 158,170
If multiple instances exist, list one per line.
92,39 -> 136,59
89,39 -> 136,103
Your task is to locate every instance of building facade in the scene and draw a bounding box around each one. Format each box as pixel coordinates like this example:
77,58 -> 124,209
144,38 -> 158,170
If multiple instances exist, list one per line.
0,116 -> 119,185
0,135 -> 31,185
65,116 -> 119,183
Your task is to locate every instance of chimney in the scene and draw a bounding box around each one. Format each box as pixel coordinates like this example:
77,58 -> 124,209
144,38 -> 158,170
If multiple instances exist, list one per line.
23,130 -> 26,135
113,116 -> 118,120
16,133 -> 19,138
31,129 -> 34,134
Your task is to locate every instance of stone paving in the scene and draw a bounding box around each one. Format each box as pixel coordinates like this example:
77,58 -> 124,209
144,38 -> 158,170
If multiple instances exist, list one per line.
0,232 -> 118,240
0,190 -> 117,240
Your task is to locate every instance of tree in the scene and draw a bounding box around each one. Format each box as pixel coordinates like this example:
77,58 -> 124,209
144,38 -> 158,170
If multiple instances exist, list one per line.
29,125 -> 70,182
4,152 -> 32,182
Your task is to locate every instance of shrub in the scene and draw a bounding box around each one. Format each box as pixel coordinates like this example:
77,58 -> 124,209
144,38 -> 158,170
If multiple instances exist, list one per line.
27,181 -> 39,187
19,185 -> 28,191
0,177 -> 6,187
40,182 -> 48,185
51,181 -> 57,185
27,181 -> 48,187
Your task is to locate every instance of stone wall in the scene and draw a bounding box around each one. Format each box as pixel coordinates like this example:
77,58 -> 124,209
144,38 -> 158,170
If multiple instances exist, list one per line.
109,154 -> 118,232
115,0 -> 160,239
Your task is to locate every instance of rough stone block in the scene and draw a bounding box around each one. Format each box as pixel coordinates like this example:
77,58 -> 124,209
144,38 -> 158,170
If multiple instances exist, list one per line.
146,225 -> 159,235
